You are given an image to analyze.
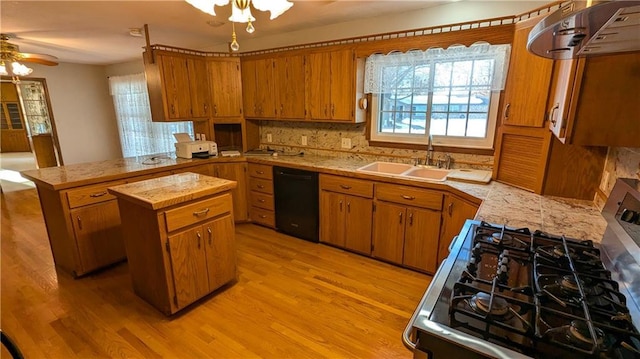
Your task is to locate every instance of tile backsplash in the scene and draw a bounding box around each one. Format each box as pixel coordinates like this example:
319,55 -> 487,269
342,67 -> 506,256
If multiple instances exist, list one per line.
601,147 -> 640,196
258,121 -> 494,170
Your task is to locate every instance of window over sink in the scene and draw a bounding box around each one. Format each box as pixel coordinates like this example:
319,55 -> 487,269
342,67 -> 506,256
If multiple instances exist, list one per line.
365,42 -> 510,149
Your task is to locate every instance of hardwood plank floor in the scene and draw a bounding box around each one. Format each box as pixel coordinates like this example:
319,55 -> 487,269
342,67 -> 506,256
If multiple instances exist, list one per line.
1,188 -> 432,358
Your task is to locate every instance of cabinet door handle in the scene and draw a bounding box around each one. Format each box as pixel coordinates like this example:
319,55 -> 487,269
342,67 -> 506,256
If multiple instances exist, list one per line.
207,227 -> 212,245
193,208 -> 210,217
197,231 -> 202,249
399,212 -> 403,224
409,211 -> 413,225
280,104 -> 284,115
347,201 -> 351,213
171,104 -> 175,115
448,202 -> 453,216
77,216 -> 83,230
401,195 -> 415,200
89,191 -> 108,198
339,200 -> 343,211
204,104 -> 208,113
549,103 -> 560,126
503,103 -> 510,120
331,104 -> 335,117
339,185 -> 351,190
213,105 -> 217,115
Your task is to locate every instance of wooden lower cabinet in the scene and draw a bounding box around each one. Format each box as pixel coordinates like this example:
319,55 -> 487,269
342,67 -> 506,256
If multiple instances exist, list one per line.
438,195 -> 479,265
372,184 -> 444,274
319,191 -> 373,255
167,215 -> 236,310
213,162 -> 248,222
319,174 -> 374,254
70,200 -> 125,274
372,202 -> 441,273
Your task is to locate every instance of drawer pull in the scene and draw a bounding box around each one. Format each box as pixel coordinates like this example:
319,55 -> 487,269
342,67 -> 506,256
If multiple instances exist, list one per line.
340,185 -> 352,190
89,191 -> 108,198
256,170 -> 264,175
401,195 -> 415,200
258,199 -> 265,203
259,215 -> 267,219
193,208 -> 210,217
257,184 -> 265,189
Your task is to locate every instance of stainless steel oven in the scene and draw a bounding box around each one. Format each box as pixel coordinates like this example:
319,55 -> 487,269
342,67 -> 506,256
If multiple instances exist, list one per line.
403,178 -> 640,359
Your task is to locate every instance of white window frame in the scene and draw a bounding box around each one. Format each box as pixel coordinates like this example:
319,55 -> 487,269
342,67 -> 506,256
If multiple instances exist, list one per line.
365,43 -> 510,150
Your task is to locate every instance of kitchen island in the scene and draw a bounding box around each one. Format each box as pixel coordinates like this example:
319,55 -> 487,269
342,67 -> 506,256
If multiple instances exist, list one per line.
108,173 -> 237,315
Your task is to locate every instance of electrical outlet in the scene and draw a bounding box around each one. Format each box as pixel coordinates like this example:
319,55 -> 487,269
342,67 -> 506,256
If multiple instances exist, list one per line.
301,135 -> 308,146
266,133 -> 272,143
341,138 -> 351,149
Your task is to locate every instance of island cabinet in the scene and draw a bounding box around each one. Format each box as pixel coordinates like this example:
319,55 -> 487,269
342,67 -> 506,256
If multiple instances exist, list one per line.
319,174 -> 374,255
144,50 -> 210,122
247,163 -> 275,228
547,52 -> 640,147
372,183 -> 443,274
108,173 -> 237,315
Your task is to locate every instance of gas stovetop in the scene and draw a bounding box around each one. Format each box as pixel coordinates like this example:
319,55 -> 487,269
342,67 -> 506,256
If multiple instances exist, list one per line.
446,222 -> 640,358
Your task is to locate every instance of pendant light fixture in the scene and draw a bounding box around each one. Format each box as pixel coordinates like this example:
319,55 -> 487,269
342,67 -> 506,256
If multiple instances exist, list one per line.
185,0 -> 293,52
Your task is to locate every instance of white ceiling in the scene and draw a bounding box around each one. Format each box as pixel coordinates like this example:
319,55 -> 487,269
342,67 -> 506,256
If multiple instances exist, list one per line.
1,0 -> 454,65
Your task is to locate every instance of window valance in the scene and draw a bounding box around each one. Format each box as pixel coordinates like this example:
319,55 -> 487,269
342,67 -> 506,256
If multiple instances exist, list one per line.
364,42 -> 511,94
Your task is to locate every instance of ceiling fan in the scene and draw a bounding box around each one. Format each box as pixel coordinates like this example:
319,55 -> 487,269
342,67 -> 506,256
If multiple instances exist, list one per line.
1,33 -> 58,83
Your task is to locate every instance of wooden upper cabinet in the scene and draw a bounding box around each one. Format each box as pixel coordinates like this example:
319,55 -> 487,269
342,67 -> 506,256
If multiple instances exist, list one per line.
144,51 -> 210,122
188,57 -> 211,118
306,51 -> 332,120
306,49 -> 357,122
500,16 -> 553,127
275,54 -> 306,119
208,58 -> 243,118
241,58 -> 277,119
548,52 -> 640,147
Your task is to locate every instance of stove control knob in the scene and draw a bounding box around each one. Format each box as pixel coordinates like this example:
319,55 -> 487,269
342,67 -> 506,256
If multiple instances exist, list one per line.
501,257 -> 509,266
472,243 -> 482,257
498,264 -> 508,283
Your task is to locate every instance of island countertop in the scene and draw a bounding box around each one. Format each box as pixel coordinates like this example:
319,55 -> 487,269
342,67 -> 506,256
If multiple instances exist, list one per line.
107,172 -> 237,210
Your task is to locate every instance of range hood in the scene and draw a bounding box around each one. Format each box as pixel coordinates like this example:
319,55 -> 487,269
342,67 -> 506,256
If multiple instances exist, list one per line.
527,0 -> 640,59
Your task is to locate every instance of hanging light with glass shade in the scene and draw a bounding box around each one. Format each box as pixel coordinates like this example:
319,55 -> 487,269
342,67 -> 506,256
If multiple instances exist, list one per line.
185,0 -> 293,52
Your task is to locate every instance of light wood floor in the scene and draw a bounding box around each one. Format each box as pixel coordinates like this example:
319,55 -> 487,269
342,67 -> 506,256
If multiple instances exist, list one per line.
1,188 -> 432,358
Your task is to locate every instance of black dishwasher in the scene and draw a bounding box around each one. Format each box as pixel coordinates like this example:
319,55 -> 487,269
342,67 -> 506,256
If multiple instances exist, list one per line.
273,166 -> 319,242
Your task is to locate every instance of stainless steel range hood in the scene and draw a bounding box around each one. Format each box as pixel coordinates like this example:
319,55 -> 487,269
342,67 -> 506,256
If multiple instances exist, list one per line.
527,0 -> 640,59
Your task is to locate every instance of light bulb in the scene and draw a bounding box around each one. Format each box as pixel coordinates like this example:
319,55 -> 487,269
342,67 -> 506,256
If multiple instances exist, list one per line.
246,21 -> 255,34
0,62 -> 7,76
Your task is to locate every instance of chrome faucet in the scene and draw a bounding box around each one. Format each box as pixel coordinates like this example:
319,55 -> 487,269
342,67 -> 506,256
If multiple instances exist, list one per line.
426,135 -> 434,166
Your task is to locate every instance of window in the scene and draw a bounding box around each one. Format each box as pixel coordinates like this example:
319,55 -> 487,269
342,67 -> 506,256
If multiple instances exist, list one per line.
109,73 -> 192,157
365,43 -> 510,149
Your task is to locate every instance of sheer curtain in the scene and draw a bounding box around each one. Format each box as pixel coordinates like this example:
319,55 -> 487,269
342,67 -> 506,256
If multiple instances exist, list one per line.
108,73 -> 193,157
364,42 -> 511,94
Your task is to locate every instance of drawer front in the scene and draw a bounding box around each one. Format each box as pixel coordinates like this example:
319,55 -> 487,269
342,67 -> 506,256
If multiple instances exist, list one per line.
250,191 -> 274,211
248,164 -> 273,180
319,174 -> 373,198
250,206 -> 275,228
249,177 -> 273,194
67,180 -> 126,208
165,193 -> 232,232
375,183 -> 443,210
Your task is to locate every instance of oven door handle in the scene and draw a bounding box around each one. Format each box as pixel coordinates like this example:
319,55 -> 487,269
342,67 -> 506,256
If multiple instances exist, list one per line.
402,258 -> 449,351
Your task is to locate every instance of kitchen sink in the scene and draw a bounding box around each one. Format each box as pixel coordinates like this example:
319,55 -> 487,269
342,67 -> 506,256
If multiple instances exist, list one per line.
402,167 -> 449,182
356,161 -> 414,175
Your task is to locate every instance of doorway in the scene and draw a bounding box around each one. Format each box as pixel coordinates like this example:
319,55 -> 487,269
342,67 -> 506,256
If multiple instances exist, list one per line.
0,78 -> 63,168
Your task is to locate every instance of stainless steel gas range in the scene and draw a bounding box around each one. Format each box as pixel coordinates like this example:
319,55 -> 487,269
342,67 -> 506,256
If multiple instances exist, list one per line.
403,178 -> 640,359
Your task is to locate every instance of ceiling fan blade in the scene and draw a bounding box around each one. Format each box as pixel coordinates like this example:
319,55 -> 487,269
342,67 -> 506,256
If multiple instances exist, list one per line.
19,53 -> 59,66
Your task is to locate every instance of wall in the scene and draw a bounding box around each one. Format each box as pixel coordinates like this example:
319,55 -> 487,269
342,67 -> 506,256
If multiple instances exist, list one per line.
27,62 -> 122,164
601,147 -> 640,196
